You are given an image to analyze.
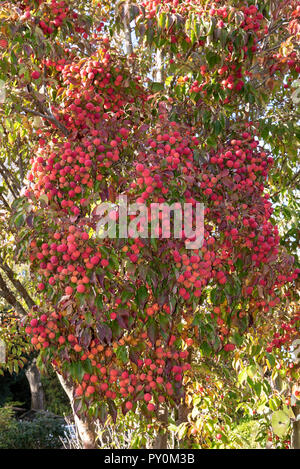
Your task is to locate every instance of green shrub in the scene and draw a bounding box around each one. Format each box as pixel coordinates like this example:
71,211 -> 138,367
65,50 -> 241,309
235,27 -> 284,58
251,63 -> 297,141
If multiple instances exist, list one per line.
0,408 -> 66,449
233,418 -> 261,449
0,404 -> 15,430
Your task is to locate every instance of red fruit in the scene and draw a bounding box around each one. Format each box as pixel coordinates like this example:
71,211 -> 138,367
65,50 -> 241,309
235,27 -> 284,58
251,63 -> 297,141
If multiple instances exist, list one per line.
77,284 -> 85,293
144,393 -> 151,402
38,283 -> 45,291
0,39 -> 8,49
90,255 -> 100,265
125,401 -> 133,410
86,386 -> 95,395
224,344 -> 235,352
75,387 -> 83,396
65,286 -> 73,295
136,164 -> 144,172
31,70 -> 41,80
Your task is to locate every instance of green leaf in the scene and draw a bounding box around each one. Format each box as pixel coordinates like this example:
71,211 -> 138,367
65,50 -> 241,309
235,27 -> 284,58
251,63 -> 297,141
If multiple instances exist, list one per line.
266,353 -> 275,368
135,286 -> 149,309
210,288 -> 218,305
269,396 -> 281,412
271,411 -> 290,438
282,405 -> 295,419
82,358 -> 93,375
206,50 -> 220,68
151,82 -> 165,92
14,213 -> 25,228
158,12 -> 166,30
109,254 -> 119,270
70,362 -> 85,382
116,345 -> 128,364
165,76 -> 174,87
238,368 -> 247,385
121,288 -> 133,303
147,319 -> 159,346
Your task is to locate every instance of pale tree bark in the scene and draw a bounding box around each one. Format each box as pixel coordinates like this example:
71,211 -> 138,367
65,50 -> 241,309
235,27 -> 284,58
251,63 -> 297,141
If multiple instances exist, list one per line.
122,1 -> 133,56
25,359 -> 45,411
56,372 -> 97,449
156,49 -> 164,83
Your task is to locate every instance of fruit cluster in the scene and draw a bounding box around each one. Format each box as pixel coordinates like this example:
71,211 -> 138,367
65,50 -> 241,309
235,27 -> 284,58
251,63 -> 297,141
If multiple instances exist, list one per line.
20,0 -> 86,36
22,41 -> 298,419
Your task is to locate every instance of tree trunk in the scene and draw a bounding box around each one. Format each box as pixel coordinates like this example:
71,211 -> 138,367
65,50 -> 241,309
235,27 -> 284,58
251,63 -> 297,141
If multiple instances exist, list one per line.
291,405 -> 300,449
291,340 -> 300,449
25,359 -> 45,411
56,372 -> 97,449
176,402 -> 190,449
152,406 -> 168,449
156,49 -> 164,83
122,1 -> 133,56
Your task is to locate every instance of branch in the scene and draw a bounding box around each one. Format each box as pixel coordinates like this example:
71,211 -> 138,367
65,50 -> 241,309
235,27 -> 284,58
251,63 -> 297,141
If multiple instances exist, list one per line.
257,19 -> 288,45
0,160 -> 20,199
0,194 -> 10,211
271,169 -> 300,199
0,256 -> 35,310
21,107 -> 70,137
0,271 -> 28,316
169,44 -> 196,90
17,140 -> 25,182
